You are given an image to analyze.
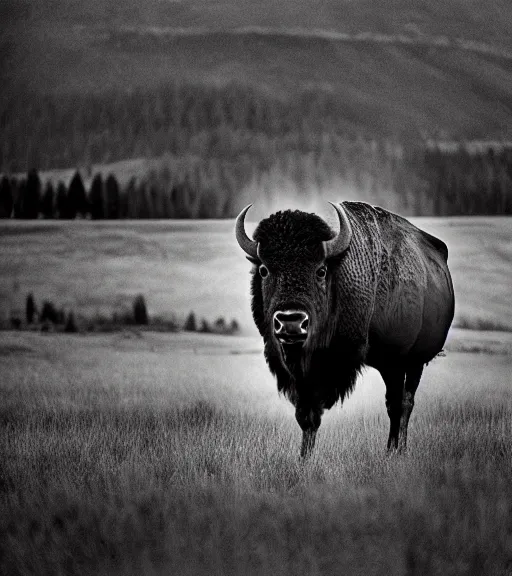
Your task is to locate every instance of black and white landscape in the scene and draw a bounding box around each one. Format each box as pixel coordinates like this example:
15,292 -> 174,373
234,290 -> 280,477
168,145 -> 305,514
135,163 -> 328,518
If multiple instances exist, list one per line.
1,2 -> 512,575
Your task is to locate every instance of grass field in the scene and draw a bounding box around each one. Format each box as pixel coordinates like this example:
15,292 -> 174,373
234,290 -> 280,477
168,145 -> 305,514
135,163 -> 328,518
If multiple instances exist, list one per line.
1,217 -> 511,333
1,329 -> 512,575
1,216 -> 512,573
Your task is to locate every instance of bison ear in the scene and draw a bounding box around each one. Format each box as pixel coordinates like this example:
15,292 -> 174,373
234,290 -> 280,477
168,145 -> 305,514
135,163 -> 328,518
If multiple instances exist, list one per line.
246,256 -> 260,265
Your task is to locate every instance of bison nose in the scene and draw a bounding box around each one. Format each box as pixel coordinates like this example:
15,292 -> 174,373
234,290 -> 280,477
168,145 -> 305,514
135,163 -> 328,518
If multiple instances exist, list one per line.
273,310 -> 309,340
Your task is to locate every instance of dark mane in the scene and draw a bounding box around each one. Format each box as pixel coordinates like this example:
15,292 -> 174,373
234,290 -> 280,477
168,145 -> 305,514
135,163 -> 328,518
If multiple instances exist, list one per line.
251,207 -> 367,408
254,210 -> 333,262
264,336 -> 365,409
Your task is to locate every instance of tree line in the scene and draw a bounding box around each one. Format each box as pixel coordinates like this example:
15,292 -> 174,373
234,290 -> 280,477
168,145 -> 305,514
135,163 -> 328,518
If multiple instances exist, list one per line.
1,82 -> 512,217
0,85 -> 371,172
2,144 -> 512,219
0,170 -> 118,219
0,169 -> 220,220
7,292 -> 240,336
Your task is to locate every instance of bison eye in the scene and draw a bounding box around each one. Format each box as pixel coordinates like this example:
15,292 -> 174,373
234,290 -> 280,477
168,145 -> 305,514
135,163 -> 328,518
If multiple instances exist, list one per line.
259,265 -> 269,278
316,266 -> 327,280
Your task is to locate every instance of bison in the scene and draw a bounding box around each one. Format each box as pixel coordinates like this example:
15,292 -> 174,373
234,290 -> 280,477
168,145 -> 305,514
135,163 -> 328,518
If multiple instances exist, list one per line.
235,201 -> 454,458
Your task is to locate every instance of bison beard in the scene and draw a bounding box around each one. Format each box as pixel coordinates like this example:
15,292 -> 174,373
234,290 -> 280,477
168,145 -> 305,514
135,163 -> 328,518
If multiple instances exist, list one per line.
237,201 -> 455,459
265,336 -> 365,458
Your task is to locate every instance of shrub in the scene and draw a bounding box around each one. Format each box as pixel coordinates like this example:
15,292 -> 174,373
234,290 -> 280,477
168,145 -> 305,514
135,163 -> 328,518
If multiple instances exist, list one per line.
149,313 -> 180,332
57,308 -> 65,324
229,319 -> 240,334
133,295 -> 149,325
112,307 -> 134,326
183,312 -> 197,332
25,293 -> 36,324
213,317 -> 227,333
64,311 -> 78,333
40,300 -> 59,324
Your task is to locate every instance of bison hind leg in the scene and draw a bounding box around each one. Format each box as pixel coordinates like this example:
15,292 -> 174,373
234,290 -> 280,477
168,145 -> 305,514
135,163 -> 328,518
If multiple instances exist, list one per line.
382,366 -> 406,452
381,362 -> 424,453
398,363 -> 424,452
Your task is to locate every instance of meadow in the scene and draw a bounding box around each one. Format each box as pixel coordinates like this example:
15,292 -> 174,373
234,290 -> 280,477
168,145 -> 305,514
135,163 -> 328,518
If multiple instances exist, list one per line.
1,216 -> 512,574
1,329 -> 512,575
1,217 -> 512,333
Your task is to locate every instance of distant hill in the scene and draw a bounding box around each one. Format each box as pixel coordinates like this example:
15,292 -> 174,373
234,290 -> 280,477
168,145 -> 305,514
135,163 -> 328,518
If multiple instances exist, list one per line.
2,0 -> 512,139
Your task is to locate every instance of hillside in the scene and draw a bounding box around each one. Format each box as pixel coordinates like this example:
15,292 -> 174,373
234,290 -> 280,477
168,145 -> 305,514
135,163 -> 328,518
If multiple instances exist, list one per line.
2,0 -> 512,140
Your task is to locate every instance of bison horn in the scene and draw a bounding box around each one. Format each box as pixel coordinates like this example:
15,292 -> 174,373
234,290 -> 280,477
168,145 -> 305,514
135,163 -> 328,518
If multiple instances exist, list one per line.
323,202 -> 353,259
235,204 -> 259,260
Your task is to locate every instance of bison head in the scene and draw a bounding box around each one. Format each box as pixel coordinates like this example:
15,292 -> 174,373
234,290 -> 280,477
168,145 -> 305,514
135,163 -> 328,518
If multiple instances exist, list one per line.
235,203 -> 352,367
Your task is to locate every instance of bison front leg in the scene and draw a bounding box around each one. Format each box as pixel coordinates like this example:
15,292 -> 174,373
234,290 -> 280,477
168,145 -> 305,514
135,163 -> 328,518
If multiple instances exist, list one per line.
295,404 -> 323,460
300,429 -> 317,459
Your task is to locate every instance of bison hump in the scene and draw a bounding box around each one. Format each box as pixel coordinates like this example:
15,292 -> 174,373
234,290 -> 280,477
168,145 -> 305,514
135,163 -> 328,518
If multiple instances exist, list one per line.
360,202 -> 449,262
418,229 -> 449,261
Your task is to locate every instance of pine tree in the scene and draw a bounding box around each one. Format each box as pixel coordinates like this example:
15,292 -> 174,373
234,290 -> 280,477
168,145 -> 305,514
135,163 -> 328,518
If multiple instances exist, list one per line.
68,171 -> 88,218
0,176 -> 13,218
149,184 -> 161,218
13,179 -> 25,218
125,177 -> 138,219
89,173 -> 105,219
214,317 -> 226,333
118,190 -> 129,219
105,174 -> 120,218
133,294 -> 149,325
64,311 -> 78,333
22,169 -> 41,219
56,181 -> 69,219
40,300 -> 59,324
26,293 -> 37,324
40,181 -> 55,218
183,312 -> 197,332
137,181 -> 151,219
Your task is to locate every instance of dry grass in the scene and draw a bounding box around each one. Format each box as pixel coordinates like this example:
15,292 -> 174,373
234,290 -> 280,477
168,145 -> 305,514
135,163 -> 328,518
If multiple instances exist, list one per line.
1,331 -> 512,575
1,218 -> 512,336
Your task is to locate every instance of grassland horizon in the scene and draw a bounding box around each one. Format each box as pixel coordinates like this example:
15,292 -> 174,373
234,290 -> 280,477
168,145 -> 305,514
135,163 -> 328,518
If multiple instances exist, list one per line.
1,217 -> 511,336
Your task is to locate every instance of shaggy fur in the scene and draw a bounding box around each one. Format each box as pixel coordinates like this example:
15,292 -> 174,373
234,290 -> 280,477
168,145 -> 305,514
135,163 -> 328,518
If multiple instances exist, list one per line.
250,206 -> 373,409
245,201 -> 454,453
